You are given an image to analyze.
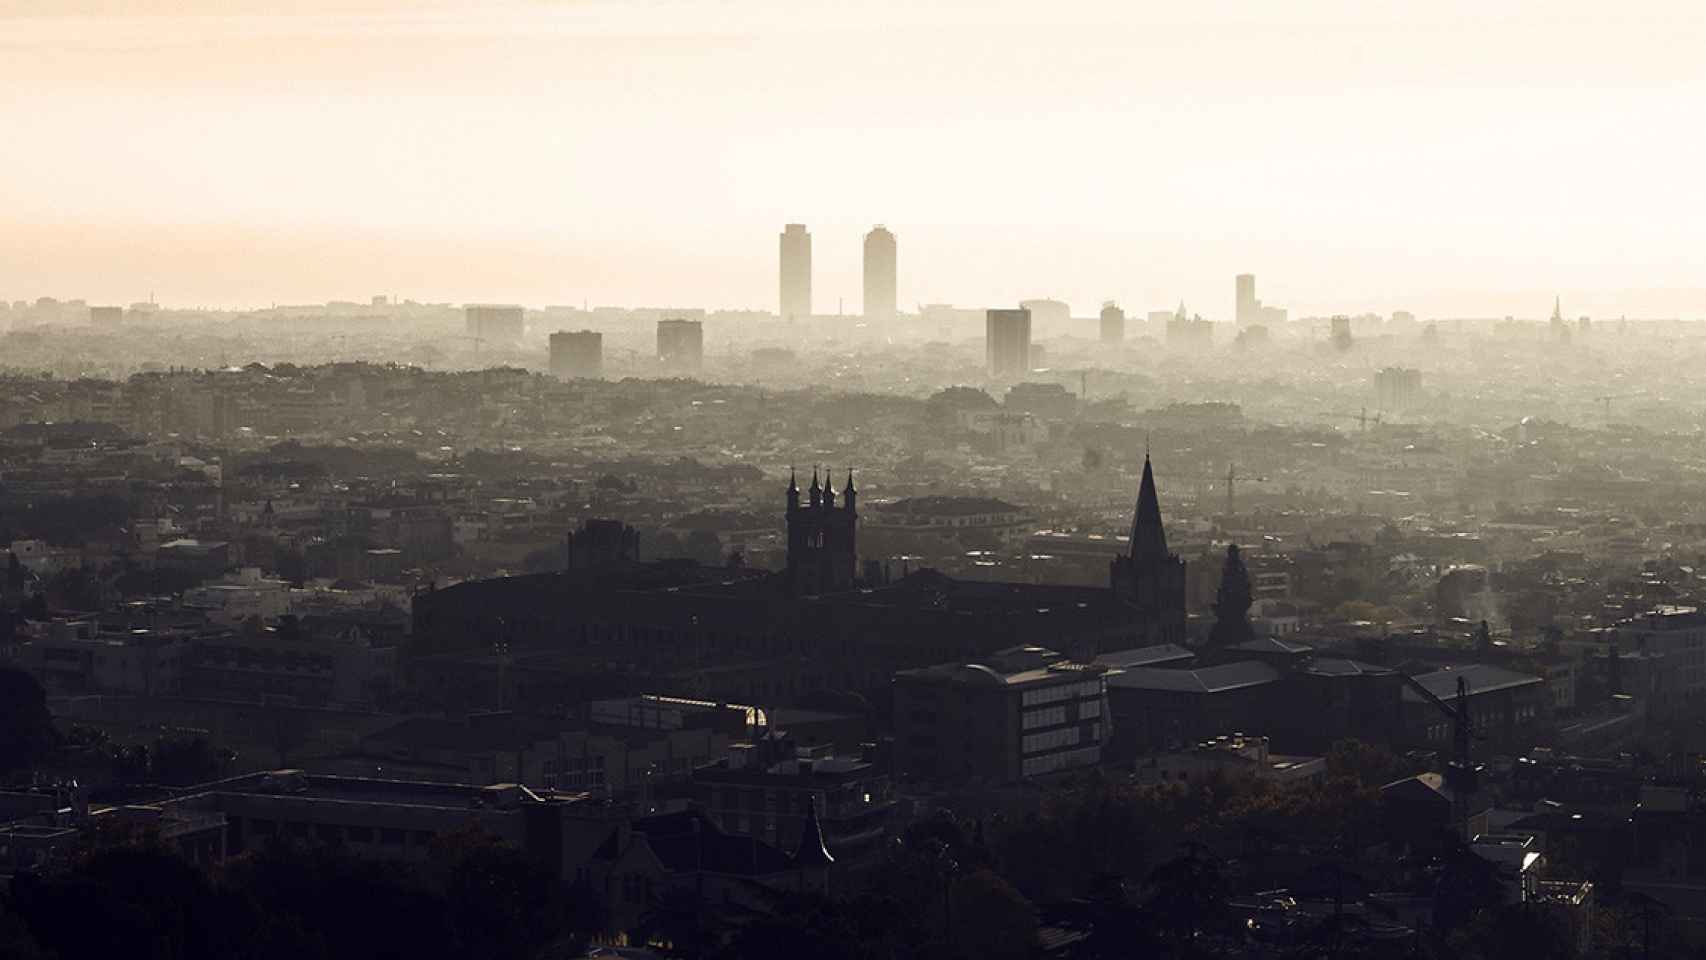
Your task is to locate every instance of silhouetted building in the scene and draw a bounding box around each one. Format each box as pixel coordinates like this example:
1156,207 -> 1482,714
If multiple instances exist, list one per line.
657,318 -> 704,371
465,304 -> 525,342
786,469 -> 857,596
1235,274 -> 1257,326
893,645 -> 1109,784
1110,456 -> 1187,645
566,518 -> 641,571
1330,315 -> 1353,350
780,223 -> 812,321
549,330 -> 603,380
1099,302 -> 1125,343
1166,304 -> 1214,346
862,225 -> 896,322
985,308 -> 1032,378
413,461 -> 1185,708
1375,367 -> 1422,412
89,306 -> 124,326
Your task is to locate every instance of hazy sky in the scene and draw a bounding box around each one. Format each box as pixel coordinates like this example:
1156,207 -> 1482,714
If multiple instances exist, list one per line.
4,0 -> 1706,318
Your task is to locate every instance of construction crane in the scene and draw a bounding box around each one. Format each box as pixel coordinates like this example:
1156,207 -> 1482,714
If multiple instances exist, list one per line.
1317,407 -> 1382,431
1400,671 -> 1481,839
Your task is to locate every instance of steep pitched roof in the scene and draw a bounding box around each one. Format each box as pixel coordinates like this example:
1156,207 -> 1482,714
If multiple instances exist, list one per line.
1129,455 -> 1169,561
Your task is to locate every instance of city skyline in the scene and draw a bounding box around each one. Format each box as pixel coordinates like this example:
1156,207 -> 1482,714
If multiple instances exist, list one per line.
5,1 -> 1706,315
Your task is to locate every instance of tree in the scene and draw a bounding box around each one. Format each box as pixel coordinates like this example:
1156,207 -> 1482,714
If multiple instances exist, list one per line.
1144,842 -> 1225,946
1208,543 -> 1254,648
1325,738 -> 1414,787
0,666 -> 58,774
428,826 -> 592,960
947,869 -> 1038,960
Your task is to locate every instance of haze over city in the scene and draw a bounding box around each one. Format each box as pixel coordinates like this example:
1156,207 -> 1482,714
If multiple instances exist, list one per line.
14,4 -> 1706,960
7,0 -> 1706,314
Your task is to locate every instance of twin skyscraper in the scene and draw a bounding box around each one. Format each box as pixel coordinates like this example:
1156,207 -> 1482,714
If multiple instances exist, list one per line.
778,224 -> 896,322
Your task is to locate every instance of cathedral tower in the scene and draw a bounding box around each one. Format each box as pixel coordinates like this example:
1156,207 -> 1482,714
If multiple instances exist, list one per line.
786,468 -> 858,595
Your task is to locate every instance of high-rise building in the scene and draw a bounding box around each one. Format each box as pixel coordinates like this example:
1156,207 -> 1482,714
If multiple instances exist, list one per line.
465,304 -> 525,342
862,225 -> 897,322
657,318 -> 704,371
779,224 -> 812,321
549,330 -> 603,380
1099,302 -> 1125,344
1235,274 -> 1257,327
985,308 -> 1032,378
1374,367 -> 1422,412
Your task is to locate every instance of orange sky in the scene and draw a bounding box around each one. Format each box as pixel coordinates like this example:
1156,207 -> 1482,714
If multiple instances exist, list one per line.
4,1 -> 1705,317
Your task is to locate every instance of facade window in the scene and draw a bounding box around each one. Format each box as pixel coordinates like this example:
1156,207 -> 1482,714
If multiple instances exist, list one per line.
1022,726 -> 1082,755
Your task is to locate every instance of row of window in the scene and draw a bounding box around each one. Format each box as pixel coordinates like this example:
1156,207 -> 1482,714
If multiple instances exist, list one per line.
245,818 -> 432,848
1022,726 -> 1083,755
1022,705 -> 1067,730
1020,680 -> 1102,707
1021,745 -> 1101,778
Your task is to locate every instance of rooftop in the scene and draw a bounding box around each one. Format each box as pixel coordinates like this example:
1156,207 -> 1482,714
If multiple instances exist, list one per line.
1108,660 -> 1281,694
1094,643 -> 1195,669
1401,664 -> 1543,703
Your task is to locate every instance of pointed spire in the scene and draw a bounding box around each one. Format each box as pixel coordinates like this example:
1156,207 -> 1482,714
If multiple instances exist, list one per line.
788,466 -> 798,494
793,795 -> 835,867
1130,454 -> 1169,561
843,469 -> 855,495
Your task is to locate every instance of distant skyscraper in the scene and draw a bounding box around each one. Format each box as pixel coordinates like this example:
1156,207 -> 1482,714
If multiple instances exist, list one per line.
986,308 -> 1032,378
1099,302 -> 1125,344
1235,274 -> 1257,326
863,225 -> 897,321
549,330 -> 603,380
657,318 -> 704,371
779,224 -> 812,321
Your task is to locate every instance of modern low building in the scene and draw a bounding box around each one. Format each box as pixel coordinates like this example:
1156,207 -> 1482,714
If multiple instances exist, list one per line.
15,618 -> 189,696
893,646 -> 1109,785
1104,661 -> 1279,755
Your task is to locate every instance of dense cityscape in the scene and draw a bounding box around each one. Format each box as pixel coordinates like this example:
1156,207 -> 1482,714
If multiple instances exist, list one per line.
9,2 -> 1706,958
7,218 -> 1706,959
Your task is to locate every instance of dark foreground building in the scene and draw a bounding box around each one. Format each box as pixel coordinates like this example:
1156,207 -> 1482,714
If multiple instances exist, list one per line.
412,459 -> 1188,710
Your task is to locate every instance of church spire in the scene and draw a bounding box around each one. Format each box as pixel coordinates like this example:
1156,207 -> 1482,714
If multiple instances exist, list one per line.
809,467 -> 821,507
1130,454 -> 1169,561
786,467 -> 800,511
793,795 -> 835,868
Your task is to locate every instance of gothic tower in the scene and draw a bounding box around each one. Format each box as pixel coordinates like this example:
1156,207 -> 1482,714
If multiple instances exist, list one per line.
1110,455 -> 1188,644
786,468 -> 858,595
